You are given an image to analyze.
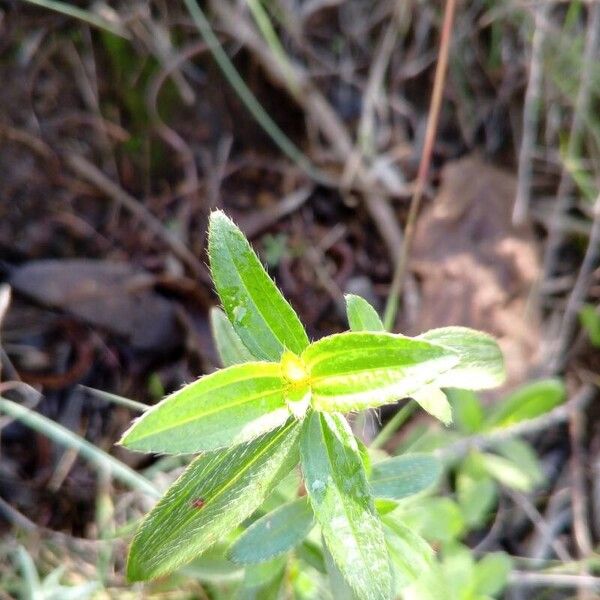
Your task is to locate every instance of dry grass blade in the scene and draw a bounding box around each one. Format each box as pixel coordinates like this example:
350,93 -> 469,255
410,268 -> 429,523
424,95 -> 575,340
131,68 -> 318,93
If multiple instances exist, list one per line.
65,154 -> 203,275
513,3 -> 550,225
0,396 -> 159,499
383,0 -> 458,330
22,0 -> 129,39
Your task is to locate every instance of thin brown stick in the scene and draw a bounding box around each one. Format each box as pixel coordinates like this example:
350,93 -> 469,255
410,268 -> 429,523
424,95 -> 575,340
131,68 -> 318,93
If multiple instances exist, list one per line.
513,3 -> 550,225
548,193 -> 600,372
146,41 -> 207,199
568,406 -> 594,600
507,488 -> 572,563
383,0 -> 458,330
66,153 -> 203,275
509,571 -> 600,591
569,404 -> 593,556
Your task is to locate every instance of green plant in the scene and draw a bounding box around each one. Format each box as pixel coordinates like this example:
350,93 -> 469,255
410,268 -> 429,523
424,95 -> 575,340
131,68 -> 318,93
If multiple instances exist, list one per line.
119,211 -> 505,599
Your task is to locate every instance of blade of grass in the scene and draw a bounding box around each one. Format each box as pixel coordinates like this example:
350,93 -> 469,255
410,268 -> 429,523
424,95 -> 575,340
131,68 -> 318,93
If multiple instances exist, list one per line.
0,397 -> 158,498
183,0 -> 324,184
245,0 -> 297,91
23,0 -> 129,39
79,385 -> 149,413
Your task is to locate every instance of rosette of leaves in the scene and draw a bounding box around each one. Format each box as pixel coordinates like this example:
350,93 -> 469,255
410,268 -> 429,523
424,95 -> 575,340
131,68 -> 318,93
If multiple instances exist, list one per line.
120,211 -> 505,600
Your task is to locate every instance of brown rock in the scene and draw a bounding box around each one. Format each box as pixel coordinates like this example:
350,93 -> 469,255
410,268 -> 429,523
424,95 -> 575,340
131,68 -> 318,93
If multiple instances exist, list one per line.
410,154 -> 540,388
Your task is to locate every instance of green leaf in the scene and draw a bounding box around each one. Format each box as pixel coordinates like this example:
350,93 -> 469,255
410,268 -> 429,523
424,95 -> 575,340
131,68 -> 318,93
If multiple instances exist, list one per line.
228,498 -> 315,564
208,211 -> 309,360
183,546 -> 243,583
303,332 -> 459,413
580,304 -> 600,347
456,458 -> 498,528
345,294 -> 384,332
440,544 -> 475,596
402,498 -> 465,544
371,454 -> 442,500
478,453 -> 533,492
494,439 -> 544,487
296,539 -> 326,573
411,385 -> 452,425
127,421 -> 301,581
447,389 -> 484,434
383,519 -> 435,590
237,557 -> 286,599
300,412 -> 392,600
473,552 -> 513,596
210,307 -> 256,367
485,378 -> 566,428
120,362 -> 290,453
323,542 -> 359,600
418,327 -> 505,390
375,499 -> 399,515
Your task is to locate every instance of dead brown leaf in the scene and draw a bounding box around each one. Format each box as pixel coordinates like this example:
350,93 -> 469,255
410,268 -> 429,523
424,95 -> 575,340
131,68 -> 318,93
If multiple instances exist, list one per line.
10,260 -> 181,352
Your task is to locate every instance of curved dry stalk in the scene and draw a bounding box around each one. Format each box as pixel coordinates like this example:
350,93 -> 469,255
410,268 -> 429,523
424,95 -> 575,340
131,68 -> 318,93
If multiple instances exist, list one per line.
513,3 -> 550,225
383,0 -> 458,330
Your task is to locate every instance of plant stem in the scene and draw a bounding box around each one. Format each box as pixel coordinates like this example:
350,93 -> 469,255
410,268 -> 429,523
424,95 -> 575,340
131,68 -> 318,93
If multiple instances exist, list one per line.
383,0 -> 458,331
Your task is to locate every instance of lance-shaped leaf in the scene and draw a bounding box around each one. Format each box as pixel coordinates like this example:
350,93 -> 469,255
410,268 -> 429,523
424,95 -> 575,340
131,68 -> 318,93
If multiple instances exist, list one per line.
371,454 -> 442,500
485,378 -> 565,428
210,306 -> 256,367
345,294 -> 384,332
300,412 -> 392,600
417,327 -> 505,390
120,362 -> 290,453
127,421 -> 301,581
411,385 -> 453,425
228,498 -> 315,564
383,519 -> 435,591
208,211 -> 309,360
303,332 -> 459,412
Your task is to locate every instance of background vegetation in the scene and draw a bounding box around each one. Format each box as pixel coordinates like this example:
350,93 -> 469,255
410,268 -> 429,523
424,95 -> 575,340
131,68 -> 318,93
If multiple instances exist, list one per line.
1,0 -> 600,598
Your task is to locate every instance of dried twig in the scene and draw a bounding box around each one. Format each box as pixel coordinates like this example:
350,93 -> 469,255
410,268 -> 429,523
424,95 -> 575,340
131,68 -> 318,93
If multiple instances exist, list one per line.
383,0 -> 457,330
146,41 -> 207,200
548,193 -> 600,372
569,405 -> 594,600
569,404 -> 593,556
506,488 -> 572,563
513,3 -> 550,225
509,571 -> 600,591
65,153 -> 203,275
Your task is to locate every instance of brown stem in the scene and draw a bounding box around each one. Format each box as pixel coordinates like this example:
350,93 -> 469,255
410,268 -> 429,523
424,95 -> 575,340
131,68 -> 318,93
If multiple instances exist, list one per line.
383,0 -> 458,331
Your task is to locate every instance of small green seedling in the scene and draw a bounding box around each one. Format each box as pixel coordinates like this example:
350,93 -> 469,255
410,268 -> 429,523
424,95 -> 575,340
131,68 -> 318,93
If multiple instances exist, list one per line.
119,211 -> 505,599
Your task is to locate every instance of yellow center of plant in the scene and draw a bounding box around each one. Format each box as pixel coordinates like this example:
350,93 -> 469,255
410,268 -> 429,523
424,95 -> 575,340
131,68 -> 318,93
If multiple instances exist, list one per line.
281,350 -> 309,385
